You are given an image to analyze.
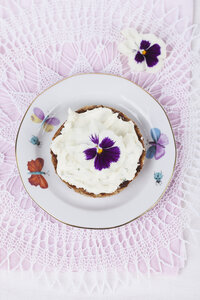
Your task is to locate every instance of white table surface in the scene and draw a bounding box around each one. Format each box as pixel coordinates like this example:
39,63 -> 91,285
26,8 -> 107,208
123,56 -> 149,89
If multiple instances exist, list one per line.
0,1 -> 199,299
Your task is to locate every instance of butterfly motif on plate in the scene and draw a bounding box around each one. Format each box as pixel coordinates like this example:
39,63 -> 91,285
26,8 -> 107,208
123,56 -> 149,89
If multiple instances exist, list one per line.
27,158 -> 48,189
146,128 -> 169,160
31,107 -> 60,132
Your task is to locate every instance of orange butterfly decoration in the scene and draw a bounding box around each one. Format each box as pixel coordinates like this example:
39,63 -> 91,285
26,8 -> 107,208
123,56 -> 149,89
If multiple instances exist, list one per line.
27,158 -> 48,189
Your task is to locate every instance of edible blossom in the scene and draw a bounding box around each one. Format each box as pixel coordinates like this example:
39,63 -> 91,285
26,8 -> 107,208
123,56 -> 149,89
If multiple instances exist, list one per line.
118,28 -> 166,73
84,134 -> 120,171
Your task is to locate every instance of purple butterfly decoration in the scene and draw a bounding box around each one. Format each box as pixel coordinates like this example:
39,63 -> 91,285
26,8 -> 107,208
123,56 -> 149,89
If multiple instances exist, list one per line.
31,107 -> 60,132
146,128 -> 169,160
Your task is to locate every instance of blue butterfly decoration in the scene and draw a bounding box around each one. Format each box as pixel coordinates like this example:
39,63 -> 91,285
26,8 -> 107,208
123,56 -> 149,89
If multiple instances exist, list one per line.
146,128 -> 169,160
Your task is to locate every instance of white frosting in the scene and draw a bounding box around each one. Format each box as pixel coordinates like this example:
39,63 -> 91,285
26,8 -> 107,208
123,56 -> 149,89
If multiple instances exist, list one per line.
50,107 -> 144,194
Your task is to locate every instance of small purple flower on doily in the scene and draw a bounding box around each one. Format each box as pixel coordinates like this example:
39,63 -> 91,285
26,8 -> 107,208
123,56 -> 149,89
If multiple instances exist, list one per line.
84,135 -> 120,171
118,29 -> 166,73
135,41 -> 161,67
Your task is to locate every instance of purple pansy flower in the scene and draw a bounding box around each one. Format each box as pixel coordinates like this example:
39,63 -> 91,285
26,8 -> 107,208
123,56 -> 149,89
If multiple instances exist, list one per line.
135,40 -> 161,67
118,29 -> 166,73
84,134 -> 120,171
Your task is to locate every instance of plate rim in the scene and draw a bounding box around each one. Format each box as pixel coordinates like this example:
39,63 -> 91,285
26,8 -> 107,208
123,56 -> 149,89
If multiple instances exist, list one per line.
15,73 -> 177,230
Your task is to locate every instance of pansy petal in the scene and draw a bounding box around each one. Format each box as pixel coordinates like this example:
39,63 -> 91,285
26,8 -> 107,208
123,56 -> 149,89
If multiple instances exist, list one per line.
140,40 -> 151,50
151,37 -> 166,59
128,56 -> 146,72
146,60 -> 164,73
90,134 -> 99,145
104,146 -> 120,162
120,29 -> 141,50
145,44 -> 161,68
145,53 -> 159,67
121,28 -> 138,40
135,51 -> 145,63
158,39 -> 166,59
118,40 -> 136,55
84,147 -> 97,160
99,137 -> 115,148
94,146 -> 120,171
147,44 -> 161,57
94,154 -> 110,171
141,34 -> 166,59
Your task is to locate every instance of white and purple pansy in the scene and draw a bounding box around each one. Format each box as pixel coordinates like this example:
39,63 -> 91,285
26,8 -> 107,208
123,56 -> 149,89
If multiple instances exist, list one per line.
83,134 -> 120,171
118,29 -> 166,73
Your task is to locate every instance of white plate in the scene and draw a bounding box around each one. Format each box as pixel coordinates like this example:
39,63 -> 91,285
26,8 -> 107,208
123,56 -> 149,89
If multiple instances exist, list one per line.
15,74 -> 176,229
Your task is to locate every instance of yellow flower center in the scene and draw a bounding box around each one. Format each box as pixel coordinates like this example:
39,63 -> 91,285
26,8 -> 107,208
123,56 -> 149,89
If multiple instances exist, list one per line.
141,50 -> 147,55
97,147 -> 103,154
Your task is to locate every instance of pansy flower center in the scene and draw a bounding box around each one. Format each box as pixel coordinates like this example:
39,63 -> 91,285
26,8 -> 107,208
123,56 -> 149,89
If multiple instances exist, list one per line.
84,134 -> 120,171
97,147 -> 103,154
141,50 -> 147,55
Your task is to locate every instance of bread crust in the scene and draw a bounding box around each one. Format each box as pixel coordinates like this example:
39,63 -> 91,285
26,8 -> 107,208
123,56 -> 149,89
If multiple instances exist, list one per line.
51,105 -> 145,197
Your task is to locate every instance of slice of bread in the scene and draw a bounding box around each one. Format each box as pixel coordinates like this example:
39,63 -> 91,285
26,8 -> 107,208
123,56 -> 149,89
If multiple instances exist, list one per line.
51,105 -> 145,197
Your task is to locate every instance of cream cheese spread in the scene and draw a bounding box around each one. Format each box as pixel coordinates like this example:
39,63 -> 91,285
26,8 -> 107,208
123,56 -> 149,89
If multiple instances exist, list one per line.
50,107 -> 144,194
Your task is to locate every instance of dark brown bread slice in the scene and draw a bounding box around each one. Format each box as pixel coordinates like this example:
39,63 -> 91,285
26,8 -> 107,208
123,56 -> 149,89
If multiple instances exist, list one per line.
51,105 -> 145,197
